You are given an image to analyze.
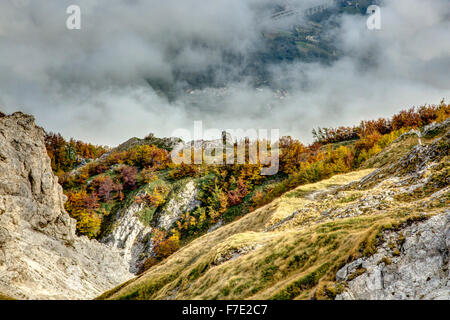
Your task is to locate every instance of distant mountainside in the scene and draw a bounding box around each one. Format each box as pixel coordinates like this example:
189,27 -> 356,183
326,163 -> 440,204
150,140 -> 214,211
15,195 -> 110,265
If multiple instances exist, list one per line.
147,0 -> 378,99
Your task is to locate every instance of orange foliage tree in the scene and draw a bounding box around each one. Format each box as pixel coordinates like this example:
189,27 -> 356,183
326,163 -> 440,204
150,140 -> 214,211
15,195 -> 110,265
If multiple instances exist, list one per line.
64,190 -> 101,238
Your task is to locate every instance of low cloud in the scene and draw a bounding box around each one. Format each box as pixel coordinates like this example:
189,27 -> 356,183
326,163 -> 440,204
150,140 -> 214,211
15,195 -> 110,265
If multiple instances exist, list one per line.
0,0 -> 449,146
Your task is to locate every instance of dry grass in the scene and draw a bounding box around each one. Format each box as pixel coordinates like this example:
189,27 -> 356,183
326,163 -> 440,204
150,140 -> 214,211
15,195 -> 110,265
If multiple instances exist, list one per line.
0,292 -> 14,300
362,135 -> 417,168
100,210 -> 431,300
99,168 -> 440,300
99,124 -> 449,300
267,169 -> 373,228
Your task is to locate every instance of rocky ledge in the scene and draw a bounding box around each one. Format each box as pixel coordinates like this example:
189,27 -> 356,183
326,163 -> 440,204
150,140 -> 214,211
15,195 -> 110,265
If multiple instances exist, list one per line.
336,212 -> 449,300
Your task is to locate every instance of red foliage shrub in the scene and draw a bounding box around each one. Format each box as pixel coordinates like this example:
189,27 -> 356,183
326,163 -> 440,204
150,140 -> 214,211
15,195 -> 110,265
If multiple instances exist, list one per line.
392,107 -> 422,130
227,177 -> 248,206
97,176 -> 115,202
119,166 -> 138,190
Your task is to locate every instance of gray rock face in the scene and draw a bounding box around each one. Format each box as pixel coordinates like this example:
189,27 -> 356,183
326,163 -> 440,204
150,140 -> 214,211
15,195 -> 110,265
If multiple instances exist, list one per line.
422,118 -> 450,137
336,212 -> 450,300
0,113 -> 74,242
156,180 -> 200,231
0,113 -> 133,300
102,179 -> 200,273
102,191 -> 153,274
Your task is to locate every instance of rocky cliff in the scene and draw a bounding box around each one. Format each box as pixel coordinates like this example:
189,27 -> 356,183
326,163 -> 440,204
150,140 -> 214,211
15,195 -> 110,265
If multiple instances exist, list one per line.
0,112 -> 133,300
102,179 -> 200,273
101,189 -> 153,274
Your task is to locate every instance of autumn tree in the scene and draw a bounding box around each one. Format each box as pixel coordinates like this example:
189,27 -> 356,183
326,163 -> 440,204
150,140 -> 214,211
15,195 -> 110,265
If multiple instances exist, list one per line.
93,176 -> 116,202
153,231 -> 180,259
168,163 -> 199,180
45,133 -> 108,174
135,186 -> 167,208
392,107 -> 422,130
227,177 -> 248,206
118,166 -> 138,190
139,229 -> 181,273
126,145 -> 168,168
138,168 -> 158,185
64,190 -> 101,238
280,136 -> 309,174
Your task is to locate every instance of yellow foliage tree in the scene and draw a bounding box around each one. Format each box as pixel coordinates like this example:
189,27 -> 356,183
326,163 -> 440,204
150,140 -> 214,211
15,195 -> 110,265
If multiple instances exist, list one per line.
64,190 -> 101,238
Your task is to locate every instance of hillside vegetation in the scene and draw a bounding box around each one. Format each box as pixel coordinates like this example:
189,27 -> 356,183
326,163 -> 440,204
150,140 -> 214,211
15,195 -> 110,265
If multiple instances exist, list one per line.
42,101 -> 449,275
98,117 -> 449,299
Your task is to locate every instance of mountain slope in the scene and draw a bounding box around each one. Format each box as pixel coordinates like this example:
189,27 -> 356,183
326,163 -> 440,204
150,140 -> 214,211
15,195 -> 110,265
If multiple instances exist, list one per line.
99,120 -> 449,300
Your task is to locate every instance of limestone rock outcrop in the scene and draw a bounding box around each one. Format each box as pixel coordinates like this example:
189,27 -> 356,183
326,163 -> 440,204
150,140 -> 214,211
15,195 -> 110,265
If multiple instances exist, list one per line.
336,212 -> 449,300
101,190 -> 153,274
0,112 -> 133,300
102,179 -> 200,273
156,180 -> 200,231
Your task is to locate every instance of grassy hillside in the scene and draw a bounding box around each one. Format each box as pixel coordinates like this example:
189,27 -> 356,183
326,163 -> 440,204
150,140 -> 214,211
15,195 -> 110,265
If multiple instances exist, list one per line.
99,120 -> 449,300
